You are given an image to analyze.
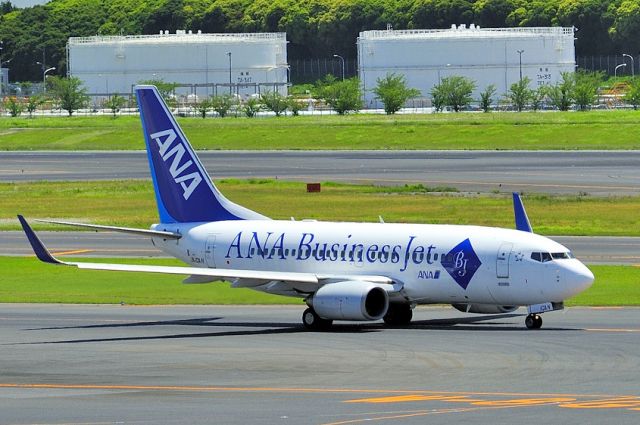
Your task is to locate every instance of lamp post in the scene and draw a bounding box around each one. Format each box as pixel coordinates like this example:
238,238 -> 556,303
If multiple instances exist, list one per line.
615,63 -> 627,78
226,52 -> 232,95
333,54 -> 345,81
623,53 -> 635,77
42,67 -> 55,92
516,49 -> 525,81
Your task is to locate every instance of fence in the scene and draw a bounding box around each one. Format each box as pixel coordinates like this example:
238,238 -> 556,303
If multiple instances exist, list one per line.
289,58 -> 358,84
576,55 -> 638,76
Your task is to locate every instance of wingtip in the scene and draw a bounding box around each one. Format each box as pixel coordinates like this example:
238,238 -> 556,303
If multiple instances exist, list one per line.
17,215 -> 62,264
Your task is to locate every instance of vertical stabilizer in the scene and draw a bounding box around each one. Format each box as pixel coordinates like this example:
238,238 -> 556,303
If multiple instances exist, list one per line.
135,85 -> 268,223
512,192 -> 533,233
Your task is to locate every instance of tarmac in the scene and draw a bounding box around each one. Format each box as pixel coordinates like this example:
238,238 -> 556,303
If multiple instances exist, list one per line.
2,150 -> 640,195
1,304 -> 639,424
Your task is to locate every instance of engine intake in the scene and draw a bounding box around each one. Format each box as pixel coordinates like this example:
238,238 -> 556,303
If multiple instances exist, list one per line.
451,303 -> 518,314
311,280 -> 389,321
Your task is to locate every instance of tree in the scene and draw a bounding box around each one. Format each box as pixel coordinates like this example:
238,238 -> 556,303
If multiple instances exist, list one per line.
372,72 -> 421,114
195,98 -> 212,118
210,94 -> 234,118
479,84 -> 496,112
47,76 -> 89,116
4,97 -> 24,117
243,97 -> 262,117
624,77 -> 640,110
261,90 -> 288,116
103,94 -> 126,118
287,96 -> 303,116
530,86 -> 547,111
138,79 -> 178,107
430,75 -> 476,112
573,70 -> 603,111
546,72 -> 575,111
25,95 -> 44,118
507,77 -> 533,112
316,76 -> 363,115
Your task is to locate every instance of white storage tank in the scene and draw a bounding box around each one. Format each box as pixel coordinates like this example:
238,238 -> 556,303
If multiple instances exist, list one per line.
358,26 -> 576,109
67,31 -> 289,98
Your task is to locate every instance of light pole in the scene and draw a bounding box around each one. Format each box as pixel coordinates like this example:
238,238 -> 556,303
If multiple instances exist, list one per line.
516,49 -> 524,81
42,67 -> 55,92
333,54 -> 345,81
226,52 -> 232,95
615,63 -> 627,78
623,53 -> 635,77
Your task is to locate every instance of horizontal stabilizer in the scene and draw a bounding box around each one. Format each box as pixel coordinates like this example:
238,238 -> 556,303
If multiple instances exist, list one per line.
512,192 -> 533,233
35,219 -> 181,239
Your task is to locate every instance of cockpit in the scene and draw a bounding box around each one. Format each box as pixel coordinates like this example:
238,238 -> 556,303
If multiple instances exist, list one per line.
530,251 -> 574,262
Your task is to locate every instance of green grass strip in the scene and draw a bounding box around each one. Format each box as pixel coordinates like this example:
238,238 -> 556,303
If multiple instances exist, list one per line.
0,257 -> 636,306
2,111 -> 640,150
2,180 -> 639,236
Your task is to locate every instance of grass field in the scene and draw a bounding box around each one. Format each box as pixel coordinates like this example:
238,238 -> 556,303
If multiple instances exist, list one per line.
2,179 -> 639,236
0,257 -> 636,306
2,111 -> 640,150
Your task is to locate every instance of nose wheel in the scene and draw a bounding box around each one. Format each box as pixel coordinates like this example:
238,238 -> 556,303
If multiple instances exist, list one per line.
525,314 -> 543,329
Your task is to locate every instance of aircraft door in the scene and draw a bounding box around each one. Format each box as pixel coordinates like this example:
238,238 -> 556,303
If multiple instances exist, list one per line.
496,242 -> 513,278
205,235 -> 217,268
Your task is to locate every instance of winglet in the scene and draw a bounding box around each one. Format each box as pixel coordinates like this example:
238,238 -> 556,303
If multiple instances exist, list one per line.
512,193 -> 533,233
17,215 -> 63,264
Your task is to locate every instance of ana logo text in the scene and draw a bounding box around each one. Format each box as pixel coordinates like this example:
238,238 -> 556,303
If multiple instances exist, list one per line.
150,129 -> 202,200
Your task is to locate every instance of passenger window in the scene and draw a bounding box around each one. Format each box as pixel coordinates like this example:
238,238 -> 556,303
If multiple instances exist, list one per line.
285,249 -> 289,256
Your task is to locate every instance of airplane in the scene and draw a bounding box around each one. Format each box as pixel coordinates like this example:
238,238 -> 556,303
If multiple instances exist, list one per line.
18,85 -> 594,330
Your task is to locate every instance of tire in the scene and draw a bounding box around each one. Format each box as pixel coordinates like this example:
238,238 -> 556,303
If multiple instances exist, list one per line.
383,303 -> 413,326
302,308 -> 332,331
525,314 -> 543,329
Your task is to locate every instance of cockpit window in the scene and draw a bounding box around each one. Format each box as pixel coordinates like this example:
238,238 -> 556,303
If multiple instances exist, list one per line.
531,252 -> 552,262
552,252 -> 573,260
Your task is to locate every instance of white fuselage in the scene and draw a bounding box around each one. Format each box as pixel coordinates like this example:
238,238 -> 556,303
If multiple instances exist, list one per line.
151,220 -> 593,307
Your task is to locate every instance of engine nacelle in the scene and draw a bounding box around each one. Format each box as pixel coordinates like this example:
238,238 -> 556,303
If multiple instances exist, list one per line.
451,303 -> 518,314
311,280 -> 389,321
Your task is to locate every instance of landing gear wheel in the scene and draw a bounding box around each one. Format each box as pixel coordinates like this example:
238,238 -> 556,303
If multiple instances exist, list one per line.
383,303 -> 413,326
302,308 -> 333,331
525,314 -> 543,329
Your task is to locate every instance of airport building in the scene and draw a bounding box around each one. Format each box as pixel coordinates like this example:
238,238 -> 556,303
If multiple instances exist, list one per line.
67,31 -> 289,98
357,26 -> 576,108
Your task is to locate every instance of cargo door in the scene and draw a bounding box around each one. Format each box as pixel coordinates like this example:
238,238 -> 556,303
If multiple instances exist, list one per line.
205,235 -> 217,268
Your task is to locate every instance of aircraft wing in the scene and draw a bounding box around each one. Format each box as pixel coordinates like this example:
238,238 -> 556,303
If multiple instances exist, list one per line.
18,215 -> 396,292
35,218 -> 181,239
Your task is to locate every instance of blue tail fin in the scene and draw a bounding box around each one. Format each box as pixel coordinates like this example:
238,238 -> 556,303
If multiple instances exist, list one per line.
135,85 -> 268,223
512,192 -> 533,233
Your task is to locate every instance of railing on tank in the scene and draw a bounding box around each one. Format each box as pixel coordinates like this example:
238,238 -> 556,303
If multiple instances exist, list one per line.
359,27 -> 575,39
68,32 -> 287,45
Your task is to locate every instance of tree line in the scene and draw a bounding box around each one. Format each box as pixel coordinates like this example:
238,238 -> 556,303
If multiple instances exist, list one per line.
7,71 -> 640,118
2,0 -> 640,83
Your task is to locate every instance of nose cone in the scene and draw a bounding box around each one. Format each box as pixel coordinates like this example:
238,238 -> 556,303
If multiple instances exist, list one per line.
565,260 -> 594,296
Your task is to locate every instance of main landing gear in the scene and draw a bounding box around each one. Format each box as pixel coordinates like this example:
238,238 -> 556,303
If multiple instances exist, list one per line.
525,313 -> 543,329
302,308 -> 333,331
383,303 -> 413,326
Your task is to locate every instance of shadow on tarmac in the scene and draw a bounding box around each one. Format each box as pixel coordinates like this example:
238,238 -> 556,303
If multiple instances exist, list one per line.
11,312 -> 580,345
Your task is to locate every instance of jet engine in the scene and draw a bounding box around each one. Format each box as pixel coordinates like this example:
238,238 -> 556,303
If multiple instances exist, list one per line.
310,280 -> 389,321
451,303 -> 518,314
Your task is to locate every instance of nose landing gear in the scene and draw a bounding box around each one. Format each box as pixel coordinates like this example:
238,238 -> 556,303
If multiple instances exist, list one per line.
525,314 -> 543,329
